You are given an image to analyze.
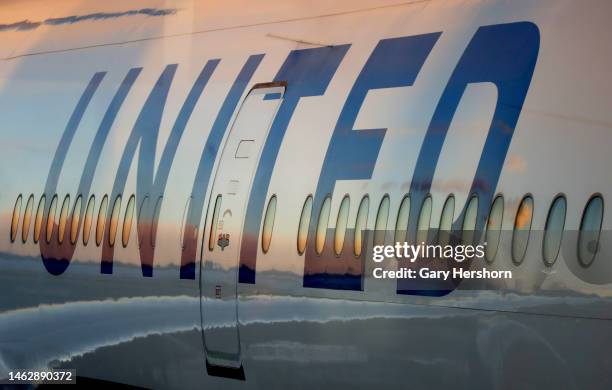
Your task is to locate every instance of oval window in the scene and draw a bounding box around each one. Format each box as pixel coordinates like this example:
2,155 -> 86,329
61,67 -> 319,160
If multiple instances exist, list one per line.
578,195 -> 604,267
542,195 -> 566,265
82,195 -> 95,246
462,195 -> 479,245
122,195 -> 136,248
108,195 -> 122,247
438,195 -> 455,246
261,195 -> 277,254
179,197 -> 192,249
354,196 -> 370,257
485,195 -> 504,263
416,196 -> 432,245
334,196 -> 350,256
315,197 -> 332,255
374,196 -> 390,247
96,195 -> 109,247
138,196 -> 149,226
137,196 -> 149,248
394,196 -> 410,244
57,195 -> 71,244
151,196 -> 163,248
70,195 -> 83,245
33,196 -> 46,244
296,196 -> 313,255
46,195 -> 58,244
208,195 -> 222,251
10,195 -> 22,243
21,195 -> 34,244
512,195 -> 534,264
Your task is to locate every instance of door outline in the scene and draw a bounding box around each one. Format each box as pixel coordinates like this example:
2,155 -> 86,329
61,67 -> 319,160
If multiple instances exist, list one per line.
199,81 -> 286,376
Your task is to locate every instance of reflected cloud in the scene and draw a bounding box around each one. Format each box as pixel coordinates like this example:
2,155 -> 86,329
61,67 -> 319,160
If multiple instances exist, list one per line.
0,296 -> 200,375
249,341 -> 367,363
0,20 -> 40,32
0,8 -> 177,33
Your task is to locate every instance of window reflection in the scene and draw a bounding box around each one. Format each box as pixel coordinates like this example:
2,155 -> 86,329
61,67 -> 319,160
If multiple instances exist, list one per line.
108,195 -> 122,247
297,196 -> 313,255
315,196 -> 332,255
416,196 -> 432,245
57,195 -> 70,244
21,195 -> 34,244
33,196 -> 46,244
261,195 -> 277,253
462,195 -> 478,245
438,195 -> 455,246
83,195 -> 95,246
334,196 -> 350,256
512,195 -> 533,264
394,196 -> 410,244
578,195 -> 603,267
374,195 -> 390,247
10,195 -> 22,243
46,195 -> 58,244
543,195 -> 566,265
96,195 -> 108,247
122,195 -> 136,248
353,196 -> 369,257
70,195 -> 83,245
485,195 -> 504,263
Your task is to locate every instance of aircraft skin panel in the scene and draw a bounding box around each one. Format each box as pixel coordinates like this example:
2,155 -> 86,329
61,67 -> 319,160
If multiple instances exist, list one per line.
0,0 -> 611,388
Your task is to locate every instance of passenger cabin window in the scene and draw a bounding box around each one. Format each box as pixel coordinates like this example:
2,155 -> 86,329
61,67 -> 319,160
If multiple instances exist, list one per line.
438,195 -> 455,246
82,195 -> 95,246
334,195 -> 350,256
122,195 -> 136,248
96,195 -> 109,247
137,196 -> 149,248
33,196 -> 46,244
208,195 -> 222,251
394,196 -> 410,244
151,196 -> 163,248
485,195 -> 504,263
416,196 -> 432,245
70,195 -> 83,245
21,195 -> 34,244
179,197 -> 191,249
353,196 -> 369,257
10,195 -> 22,243
543,195 -> 566,265
512,195 -> 533,264
46,195 -> 58,244
315,196 -> 332,255
261,195 -> 277,254
57,195 -> 70,244
108,195 -> 122,247
374,195 -> 390,247
578,195 -> 604,267
296,196 -> 313,255
462,195 -> 478,245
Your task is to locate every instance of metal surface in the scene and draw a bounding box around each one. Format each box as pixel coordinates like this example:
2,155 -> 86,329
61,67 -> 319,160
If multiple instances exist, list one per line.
0,1 -> 611,389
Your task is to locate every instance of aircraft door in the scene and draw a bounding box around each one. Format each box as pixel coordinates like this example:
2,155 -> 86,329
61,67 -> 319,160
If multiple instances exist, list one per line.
201,83 -> 285,370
